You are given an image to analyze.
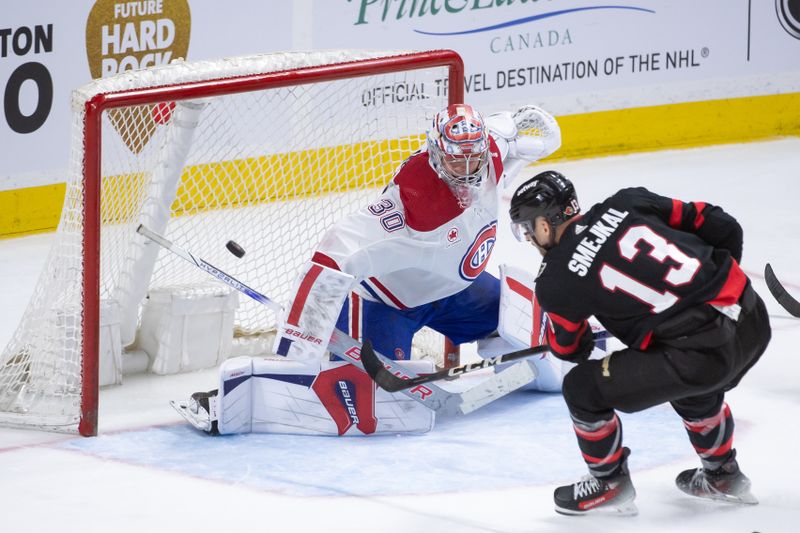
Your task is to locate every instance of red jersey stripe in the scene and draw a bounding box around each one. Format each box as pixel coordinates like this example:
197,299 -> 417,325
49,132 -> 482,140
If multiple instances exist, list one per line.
349,292 -> 361,341
693,202 -> 707,229
546,320 -> 588,356
708,261 -> 746,307
548,311 -> 585,332
368,277 -> 408,310
669,198 -> 683,228
639,330 -> 653,350
311,252 -> 340,271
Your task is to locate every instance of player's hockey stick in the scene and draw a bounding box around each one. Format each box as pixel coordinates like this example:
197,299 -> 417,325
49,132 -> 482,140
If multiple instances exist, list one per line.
136,224 -> 536,415
361,330 -> 612,393
764,263 -> 800,318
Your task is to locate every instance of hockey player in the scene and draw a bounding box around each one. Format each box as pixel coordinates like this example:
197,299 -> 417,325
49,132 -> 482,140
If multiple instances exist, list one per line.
273,103 -> 561,365
180,104 -> 563,436
508,171 -> 771,515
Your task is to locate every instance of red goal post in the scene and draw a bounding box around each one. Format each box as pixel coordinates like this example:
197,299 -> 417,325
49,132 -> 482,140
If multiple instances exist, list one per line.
0,49 -> 464,436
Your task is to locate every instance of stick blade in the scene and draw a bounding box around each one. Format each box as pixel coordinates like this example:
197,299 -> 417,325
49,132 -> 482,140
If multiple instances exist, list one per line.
360,339 -> 411,392
764,263 -> 800,317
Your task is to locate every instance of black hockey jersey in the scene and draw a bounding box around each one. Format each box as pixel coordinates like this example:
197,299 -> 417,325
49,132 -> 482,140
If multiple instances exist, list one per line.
535,187 -> 747,357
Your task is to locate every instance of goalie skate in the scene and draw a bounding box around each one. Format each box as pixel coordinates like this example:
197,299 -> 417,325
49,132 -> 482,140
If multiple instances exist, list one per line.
554,448 -> 638,516
675,450 -> 758,505
170,390 -> 219,435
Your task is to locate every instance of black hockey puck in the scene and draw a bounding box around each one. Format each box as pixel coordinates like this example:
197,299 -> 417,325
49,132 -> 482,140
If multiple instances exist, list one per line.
226,240 -> 246,258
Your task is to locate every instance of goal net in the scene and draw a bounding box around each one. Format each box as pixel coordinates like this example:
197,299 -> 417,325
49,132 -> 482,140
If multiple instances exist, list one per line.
0,49 -> 464,435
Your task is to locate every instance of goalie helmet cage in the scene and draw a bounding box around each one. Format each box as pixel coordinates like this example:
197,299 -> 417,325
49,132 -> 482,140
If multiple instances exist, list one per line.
0,49 -> 464,436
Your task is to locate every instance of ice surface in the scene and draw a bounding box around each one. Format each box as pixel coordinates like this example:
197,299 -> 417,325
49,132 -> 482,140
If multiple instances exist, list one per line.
1,139 -> 799,532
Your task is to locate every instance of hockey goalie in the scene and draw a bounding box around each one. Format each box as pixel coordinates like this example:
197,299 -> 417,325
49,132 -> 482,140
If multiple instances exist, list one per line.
173,103 -> 605,437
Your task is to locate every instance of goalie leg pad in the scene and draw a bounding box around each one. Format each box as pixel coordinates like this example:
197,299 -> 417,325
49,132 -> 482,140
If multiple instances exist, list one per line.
212,357 -> 436,436
216,356 -> 254,435
497,264 -> 546,350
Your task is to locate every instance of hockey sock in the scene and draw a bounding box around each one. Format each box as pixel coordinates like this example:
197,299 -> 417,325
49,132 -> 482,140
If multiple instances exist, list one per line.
682,402 -> 735,470
572,413 -> 624,478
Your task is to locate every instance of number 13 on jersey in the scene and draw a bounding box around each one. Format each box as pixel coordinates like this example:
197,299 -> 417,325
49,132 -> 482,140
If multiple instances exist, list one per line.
599,225 -> 700,313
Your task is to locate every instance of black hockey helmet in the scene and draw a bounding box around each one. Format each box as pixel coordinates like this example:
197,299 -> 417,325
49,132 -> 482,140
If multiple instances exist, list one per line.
509,170 -> 580,242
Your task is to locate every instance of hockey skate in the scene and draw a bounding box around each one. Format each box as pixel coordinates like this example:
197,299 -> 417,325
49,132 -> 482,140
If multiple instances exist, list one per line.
675,450 -> 758,505
170,389 -> 219,435
554,448 -> 637,516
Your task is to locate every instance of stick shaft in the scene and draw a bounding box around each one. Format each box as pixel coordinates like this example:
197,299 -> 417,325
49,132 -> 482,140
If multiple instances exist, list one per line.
136,224 -> 282,312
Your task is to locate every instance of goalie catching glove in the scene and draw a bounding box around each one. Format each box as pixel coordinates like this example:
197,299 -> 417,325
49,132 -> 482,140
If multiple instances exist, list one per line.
485,105 -> 562,188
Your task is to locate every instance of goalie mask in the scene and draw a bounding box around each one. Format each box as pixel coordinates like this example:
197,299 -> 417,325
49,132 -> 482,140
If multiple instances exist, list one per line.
509,170 -> 580,249
427,104 -> 490,208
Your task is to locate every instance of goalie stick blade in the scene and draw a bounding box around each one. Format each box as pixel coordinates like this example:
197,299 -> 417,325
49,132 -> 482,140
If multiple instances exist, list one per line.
765,263 -> 800,318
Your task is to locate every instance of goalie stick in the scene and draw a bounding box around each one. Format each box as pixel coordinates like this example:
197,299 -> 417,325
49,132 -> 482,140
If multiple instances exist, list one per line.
764,263 -> 800,318
360,330 -> 612,393
136,224 -> 536,415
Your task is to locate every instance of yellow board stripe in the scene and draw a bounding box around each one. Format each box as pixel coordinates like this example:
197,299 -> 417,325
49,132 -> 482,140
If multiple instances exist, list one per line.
555,92 -> 800,158
2,92 -> 799,238
98,134 -> 426,222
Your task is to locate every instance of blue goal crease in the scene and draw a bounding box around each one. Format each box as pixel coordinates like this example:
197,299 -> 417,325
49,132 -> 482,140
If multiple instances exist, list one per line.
53,397 -> 687,498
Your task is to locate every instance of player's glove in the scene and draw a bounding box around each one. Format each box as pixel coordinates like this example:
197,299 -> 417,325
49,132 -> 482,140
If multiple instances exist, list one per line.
547,320 -> 595,363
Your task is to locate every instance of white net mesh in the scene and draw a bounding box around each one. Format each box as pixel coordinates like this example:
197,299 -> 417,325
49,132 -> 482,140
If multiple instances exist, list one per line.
0,50 -> 456,433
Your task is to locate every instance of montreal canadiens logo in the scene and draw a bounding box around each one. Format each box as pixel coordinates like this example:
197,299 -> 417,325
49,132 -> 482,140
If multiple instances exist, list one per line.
459,222 -> 497,281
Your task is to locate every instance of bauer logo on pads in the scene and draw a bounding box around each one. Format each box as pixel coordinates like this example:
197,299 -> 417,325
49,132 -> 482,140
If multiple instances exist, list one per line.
312,365 -> 377,435
459,221 -> 497,281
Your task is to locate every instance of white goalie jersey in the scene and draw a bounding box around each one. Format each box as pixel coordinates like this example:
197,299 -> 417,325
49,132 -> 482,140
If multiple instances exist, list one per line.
311,138 -> 504,309
277,106 -> 562,360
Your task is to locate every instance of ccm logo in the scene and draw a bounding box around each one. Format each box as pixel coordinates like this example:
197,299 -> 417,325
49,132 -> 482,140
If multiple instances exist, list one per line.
285,328 -> 323,345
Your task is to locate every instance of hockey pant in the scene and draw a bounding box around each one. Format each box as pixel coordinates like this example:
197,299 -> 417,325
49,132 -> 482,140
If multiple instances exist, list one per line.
561,282 -> 771,477
335,271 -> 500,361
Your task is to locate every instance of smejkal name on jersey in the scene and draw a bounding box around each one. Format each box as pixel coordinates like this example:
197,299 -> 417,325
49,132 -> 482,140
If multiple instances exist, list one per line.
568,208 -> 629,277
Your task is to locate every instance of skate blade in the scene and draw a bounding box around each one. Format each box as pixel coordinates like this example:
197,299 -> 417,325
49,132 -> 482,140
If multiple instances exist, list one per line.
555,500 -> 639,517
169,399 -> 212,433
686,489 -> 759,506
